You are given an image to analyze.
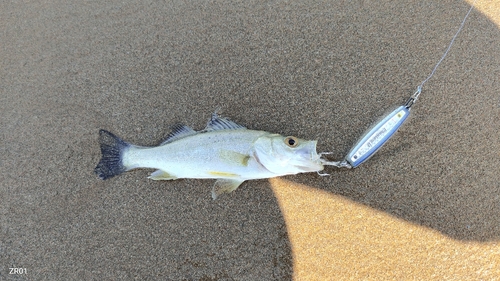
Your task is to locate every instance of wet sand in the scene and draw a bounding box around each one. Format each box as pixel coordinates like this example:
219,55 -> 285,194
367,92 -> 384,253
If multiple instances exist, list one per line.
1,0 -> 499,279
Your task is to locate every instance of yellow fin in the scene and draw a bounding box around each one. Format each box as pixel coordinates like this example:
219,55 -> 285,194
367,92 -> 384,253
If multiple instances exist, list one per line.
208,171 -> 239,177
148,170 -> 177,180
219,150 -> 250,166
212,179 -> 245,200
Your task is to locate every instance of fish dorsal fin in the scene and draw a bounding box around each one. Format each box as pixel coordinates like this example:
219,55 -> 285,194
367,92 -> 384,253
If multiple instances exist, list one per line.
160,124 -> 197,145
203,112 -> 246,132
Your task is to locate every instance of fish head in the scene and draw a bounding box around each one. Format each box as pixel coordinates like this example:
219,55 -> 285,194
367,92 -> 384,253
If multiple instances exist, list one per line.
254,134 -> 324,175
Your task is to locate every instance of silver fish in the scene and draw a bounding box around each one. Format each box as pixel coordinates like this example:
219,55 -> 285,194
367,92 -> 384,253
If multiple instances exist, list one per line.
94,112 -> 335,199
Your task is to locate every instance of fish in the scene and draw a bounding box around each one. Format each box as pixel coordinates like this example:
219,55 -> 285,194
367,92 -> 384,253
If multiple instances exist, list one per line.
94,112 -> 336,199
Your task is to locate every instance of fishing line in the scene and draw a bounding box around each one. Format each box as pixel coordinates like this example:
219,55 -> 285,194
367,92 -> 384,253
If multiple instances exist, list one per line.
418,0 -> 477,91
329,1 -> 477,168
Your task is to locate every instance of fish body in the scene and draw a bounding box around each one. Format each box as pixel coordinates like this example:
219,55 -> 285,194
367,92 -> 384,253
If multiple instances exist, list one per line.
95,112 -> 327,199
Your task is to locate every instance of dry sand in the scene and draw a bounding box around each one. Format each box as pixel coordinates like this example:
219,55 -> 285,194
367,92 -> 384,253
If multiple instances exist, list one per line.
1,0 -> 499,280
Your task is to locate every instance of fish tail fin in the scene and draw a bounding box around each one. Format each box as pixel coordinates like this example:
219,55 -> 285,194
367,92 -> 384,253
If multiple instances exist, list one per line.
94,129 -> 130,180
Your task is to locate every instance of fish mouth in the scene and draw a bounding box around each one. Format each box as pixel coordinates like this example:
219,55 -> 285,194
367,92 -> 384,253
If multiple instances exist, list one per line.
294,159 -> 323,172
298,141 -> 321,161
295,141 -> 324,171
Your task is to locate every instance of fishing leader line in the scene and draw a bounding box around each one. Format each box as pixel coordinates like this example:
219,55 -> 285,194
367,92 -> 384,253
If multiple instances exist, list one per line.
411,0 -> 477,105
329,1 -> 477,169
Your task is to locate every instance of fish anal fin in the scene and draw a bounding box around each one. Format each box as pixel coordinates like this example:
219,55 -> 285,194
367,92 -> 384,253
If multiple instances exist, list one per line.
212,179 -> 245,200
148,170 -> 177,180
219,150 -> 250,167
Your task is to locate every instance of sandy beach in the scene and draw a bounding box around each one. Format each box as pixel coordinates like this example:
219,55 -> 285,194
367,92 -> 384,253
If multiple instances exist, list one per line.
1,0 -> 499,279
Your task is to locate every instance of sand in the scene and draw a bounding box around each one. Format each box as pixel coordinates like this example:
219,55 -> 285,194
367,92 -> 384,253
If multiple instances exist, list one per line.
1,0 -> 499,280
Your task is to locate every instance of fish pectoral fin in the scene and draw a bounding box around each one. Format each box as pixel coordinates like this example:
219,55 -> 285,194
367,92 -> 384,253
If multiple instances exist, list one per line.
219,150 -> 250,166
148,170 -> 177,180
212,179 -> 245,200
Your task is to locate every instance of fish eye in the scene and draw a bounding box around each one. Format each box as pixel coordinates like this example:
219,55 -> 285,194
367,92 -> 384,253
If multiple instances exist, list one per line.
284,136 -> 299,148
